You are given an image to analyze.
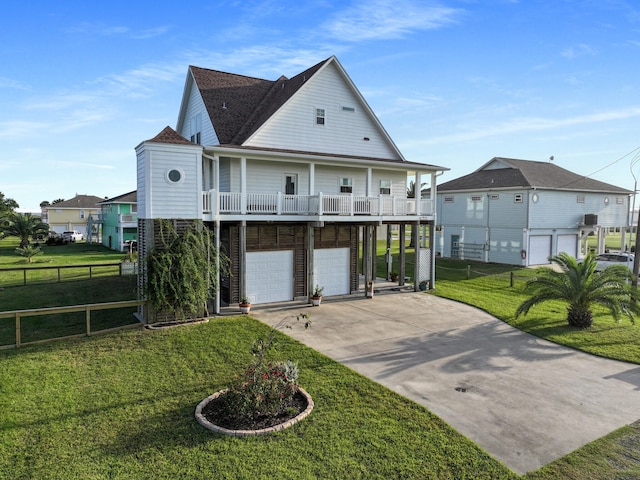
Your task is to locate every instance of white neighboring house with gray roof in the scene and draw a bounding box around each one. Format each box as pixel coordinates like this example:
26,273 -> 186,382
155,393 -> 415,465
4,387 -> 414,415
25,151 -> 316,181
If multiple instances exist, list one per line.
435,157 -> 632,266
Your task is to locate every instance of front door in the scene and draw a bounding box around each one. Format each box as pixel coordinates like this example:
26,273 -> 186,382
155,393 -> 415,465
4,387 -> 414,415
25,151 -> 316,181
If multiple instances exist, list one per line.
284,174 -> 297,195
451,234 -> 460,258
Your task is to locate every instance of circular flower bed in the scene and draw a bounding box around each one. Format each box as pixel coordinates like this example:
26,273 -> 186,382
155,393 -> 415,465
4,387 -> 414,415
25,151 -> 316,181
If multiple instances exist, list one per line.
195,387 -> 314,436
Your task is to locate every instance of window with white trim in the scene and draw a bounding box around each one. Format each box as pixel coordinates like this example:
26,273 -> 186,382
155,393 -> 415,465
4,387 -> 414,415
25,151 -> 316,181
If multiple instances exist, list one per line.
470,195 -> 482,202
617,197 -> 624,205
379,179 -> 391,195
315,108 -> 325,125
443,196 -> 454,203
514,193 -> 523,203
489,193 -> 500,200
577,195 -> 585,203
340,177 -> 352,193
341,106 -> 355,113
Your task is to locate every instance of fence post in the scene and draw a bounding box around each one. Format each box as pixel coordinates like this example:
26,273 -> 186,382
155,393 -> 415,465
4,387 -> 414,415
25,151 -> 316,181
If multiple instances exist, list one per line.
15,313 -> 21,348
58,267 -> 61,283
86,306 -> 91,336
510,272 -> 514,288
23,269 -> 27,286
467,265 -> 470,279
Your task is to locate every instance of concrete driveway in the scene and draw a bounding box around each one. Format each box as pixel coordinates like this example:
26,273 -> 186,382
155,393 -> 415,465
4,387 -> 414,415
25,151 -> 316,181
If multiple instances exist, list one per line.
250,290 -> 640,475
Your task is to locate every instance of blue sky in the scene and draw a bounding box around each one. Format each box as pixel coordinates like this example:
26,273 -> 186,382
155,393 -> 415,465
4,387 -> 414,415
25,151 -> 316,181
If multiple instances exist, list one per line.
2,0 -> 639,211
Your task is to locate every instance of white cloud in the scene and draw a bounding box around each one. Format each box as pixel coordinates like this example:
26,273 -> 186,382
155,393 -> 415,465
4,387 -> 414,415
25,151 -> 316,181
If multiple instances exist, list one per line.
411,106 -> 640,145
324,0 -> 464,42
561,43 -> 598,59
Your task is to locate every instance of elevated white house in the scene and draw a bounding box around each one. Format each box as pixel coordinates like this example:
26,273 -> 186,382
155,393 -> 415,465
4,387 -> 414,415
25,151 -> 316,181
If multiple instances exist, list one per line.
136,56 -> 448,317
435,157 -> 632,266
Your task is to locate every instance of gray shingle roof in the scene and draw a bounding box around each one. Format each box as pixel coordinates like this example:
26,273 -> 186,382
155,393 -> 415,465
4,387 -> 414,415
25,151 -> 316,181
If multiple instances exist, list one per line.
100,191 -> 137,204
190,58 -> 331,146
50,194 -> 106,208
438,157 -> 631,194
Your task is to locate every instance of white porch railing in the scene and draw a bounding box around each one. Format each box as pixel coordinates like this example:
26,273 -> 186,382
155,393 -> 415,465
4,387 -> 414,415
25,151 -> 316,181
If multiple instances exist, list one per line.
202,191 -> 433,217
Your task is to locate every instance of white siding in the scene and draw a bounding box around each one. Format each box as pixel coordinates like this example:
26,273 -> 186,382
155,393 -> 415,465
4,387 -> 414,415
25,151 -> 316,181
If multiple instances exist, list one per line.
314,165 -> 368,195
245,62 -> 400,160
178,78 -> 218,146
246,160 -> 310,194
137,142 -> 203,219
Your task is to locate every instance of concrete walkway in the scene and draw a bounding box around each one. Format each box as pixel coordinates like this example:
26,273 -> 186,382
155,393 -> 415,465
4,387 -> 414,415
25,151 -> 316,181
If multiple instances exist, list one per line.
250,290 -> 640,474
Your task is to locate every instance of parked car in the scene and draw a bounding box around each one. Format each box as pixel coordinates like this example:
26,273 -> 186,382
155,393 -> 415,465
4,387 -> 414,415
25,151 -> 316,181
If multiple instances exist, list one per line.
593,252 -> 634,272
62,231 -> 84,242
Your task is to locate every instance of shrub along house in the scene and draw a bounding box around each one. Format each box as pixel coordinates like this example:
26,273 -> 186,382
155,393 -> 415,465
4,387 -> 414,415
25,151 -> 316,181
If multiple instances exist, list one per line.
434,157 -> 631,266
136,56 -> 447,318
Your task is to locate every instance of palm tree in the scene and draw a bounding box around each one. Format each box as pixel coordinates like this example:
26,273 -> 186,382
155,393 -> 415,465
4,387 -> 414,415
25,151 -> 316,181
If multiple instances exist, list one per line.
406,180 -> 427,199
515,252 -> 640,329
0,212 -> 49,248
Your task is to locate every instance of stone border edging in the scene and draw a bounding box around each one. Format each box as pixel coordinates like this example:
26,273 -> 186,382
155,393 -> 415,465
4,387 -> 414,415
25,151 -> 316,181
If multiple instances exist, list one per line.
195,387 -> 314,436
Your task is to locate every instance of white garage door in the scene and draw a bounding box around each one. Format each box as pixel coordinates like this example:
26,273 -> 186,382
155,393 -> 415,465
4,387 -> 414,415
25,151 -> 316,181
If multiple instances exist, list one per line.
557,234 -> 577,258
529,235 -> 552,265
246,250 -> 294,304
313,247 -> 350,296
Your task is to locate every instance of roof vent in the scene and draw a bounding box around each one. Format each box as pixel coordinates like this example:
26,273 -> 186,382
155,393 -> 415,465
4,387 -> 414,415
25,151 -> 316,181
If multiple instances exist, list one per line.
222,102 -> 227,109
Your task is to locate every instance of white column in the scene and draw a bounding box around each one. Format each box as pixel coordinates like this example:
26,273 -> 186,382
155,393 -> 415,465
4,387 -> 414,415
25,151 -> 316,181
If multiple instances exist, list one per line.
240,157 -> 247,214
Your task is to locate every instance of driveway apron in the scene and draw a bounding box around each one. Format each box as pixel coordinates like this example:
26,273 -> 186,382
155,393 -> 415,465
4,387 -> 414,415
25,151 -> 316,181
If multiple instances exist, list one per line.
251,291 -> 640,475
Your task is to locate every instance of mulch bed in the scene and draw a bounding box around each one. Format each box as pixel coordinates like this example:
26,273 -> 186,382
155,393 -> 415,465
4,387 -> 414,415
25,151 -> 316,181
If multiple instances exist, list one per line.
201,390 -> 308,431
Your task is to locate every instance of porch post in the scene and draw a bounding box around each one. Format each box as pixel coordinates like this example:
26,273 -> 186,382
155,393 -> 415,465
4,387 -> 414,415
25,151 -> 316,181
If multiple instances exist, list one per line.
309,163 -> 315,195
429,221 -> 436,290
240,220 -> 247,301
214,220 -> 221,314
307,223 -> 315,301
240,157 -> 247,214
413,221 -> 420,291
399,224 -> 406,286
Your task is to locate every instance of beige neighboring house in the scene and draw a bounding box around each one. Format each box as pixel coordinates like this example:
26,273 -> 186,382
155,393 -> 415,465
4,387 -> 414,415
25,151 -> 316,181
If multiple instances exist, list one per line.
42,194 -> 105,237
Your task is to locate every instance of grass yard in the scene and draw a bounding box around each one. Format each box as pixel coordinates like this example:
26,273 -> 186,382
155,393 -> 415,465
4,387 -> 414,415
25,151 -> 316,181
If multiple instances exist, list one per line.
0,317 -> 518,480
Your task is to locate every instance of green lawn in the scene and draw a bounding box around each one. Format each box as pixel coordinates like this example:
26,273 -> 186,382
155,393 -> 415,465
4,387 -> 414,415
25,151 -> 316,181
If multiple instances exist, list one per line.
0,317 -> 517,480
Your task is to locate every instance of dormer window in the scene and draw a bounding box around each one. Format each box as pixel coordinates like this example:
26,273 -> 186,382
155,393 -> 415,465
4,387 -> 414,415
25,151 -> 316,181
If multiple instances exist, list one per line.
316,108 -> 325,125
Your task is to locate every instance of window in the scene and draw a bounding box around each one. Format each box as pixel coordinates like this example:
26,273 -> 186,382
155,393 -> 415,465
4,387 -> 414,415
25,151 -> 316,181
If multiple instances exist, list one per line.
131,204 -> 137,213
617,197 -> 624,205
577,195 -> 585,203
379,180 -> 391,195
80,210 -> 85,219
604,197 -> 610,205
341,106 -> 355,113
190,114 -> 202,144
489,193 -> 500,200
443,196 -> 454,203
340,177 -> 352,193
470,195 -> 482,202
284,174 -> 297,195
165,168 -> 185,184
316,108 -> 325,125
514,193 -> 523,203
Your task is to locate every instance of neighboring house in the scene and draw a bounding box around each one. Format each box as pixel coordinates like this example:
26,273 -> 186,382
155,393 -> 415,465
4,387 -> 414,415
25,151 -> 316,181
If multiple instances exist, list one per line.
43,194 -> 105,237
136,56 -> 448,317
93,191 -> 138,251
434,157 -> 632,266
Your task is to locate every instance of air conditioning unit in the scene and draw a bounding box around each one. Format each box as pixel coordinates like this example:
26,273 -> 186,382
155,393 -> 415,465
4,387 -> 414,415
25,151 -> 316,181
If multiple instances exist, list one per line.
584,214 -> 598,226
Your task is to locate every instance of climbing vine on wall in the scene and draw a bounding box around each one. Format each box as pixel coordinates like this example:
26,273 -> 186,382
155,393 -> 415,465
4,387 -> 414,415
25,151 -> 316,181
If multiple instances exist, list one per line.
146,219 -> 230,321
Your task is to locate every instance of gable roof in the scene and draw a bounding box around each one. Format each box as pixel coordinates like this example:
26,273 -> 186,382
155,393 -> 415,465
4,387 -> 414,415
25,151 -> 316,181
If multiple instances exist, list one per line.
49,194 -> 106,209
438,157 -> 631,194
186,58 -> 331,146
100,191 -> 137,204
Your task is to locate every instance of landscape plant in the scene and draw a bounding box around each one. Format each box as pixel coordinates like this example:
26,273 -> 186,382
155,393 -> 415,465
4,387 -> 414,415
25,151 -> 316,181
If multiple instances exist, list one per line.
14,244 -> 43,263
145,219 -> 229,321
515,252 -> 640,329
0,211 -> 49,247
213,313 -> 311,426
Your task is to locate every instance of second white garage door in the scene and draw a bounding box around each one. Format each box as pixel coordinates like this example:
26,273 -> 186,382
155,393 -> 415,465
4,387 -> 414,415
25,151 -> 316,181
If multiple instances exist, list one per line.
246,250 -> 294,304
313,247 -> 351,296
529,235 -> 552,265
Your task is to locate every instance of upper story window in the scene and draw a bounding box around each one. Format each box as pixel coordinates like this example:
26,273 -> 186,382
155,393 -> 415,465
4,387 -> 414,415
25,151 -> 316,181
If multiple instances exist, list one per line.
80,210 -> 85,219
617,197 -> 624,205
443,196 -> 454,203
379,180 -> 391,195
577,195 -> 585,203
316,108 -> 325,125
341,106 -> 355,113
340,177 -> 352,193
470,195 -> 482,202
190,113 -> 202,144
514,193 -> 523,203
131,204 -> 137,213
489,193 -> 500,200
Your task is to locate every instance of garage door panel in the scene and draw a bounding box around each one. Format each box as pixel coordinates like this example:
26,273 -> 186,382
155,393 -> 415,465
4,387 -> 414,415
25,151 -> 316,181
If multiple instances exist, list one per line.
246,251 -> 294,304
557,234 -> 577,258
314,248 -> 350,296
529,235 -> 551,265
